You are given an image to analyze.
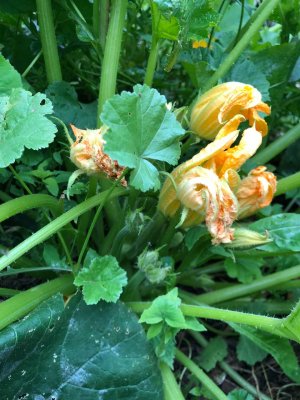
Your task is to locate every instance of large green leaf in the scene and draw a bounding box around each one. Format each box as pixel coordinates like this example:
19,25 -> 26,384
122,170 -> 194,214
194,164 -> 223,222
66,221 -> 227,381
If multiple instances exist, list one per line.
102,84 -> 184,191
249,213 -> 300,253
0,54 -> 22,95
0,88 -> 57,168
0,293 -> 163,399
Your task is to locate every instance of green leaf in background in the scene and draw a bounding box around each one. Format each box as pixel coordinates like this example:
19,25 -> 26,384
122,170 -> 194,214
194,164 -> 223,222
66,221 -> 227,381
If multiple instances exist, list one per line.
46,81 -> 97,128
0,88 -> 57,168
250,42 -> 300,105
102,84 -> 184,191
237,335 -> 267,366
250,213 -> 300,253
154,0 -> 219,41
228,389 -> 254,400
0,293 -> 163,399
0,54 -> 22,94
225,59 -> 270,101
197,336 -> 228,372
184,225 -> 209,250
152,2 -> 179,41
224,257 -> 263,284
231,324 -> 300,383
74,250 -> 127,304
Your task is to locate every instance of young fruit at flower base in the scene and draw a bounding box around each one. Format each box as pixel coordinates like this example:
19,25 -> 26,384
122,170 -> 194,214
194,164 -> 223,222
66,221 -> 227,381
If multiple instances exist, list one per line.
70,124 -> 126,185
237,166 -> 277,219
224,228 -> 272,249
190,82 -> 271,141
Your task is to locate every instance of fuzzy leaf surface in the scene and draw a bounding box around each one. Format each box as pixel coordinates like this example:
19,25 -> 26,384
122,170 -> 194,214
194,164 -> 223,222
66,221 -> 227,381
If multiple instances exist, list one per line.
102,84 -> 184,191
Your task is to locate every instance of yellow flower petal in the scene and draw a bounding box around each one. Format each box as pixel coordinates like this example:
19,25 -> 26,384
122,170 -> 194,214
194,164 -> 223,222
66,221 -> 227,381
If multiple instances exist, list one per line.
190,82 -> 270,140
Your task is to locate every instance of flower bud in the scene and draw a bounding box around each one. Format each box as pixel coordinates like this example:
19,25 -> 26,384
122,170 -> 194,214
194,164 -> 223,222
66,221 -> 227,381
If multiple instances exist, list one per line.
237,166 -> 277,219
224,228 -> 271,249
190,82 -> 270,141
70,124 -> 126,185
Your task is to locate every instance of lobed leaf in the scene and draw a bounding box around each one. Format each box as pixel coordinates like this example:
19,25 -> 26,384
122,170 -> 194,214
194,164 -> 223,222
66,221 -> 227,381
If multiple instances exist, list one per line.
102,84 -> 184,191
74,250 -> 127,304
0,88 -> 57,168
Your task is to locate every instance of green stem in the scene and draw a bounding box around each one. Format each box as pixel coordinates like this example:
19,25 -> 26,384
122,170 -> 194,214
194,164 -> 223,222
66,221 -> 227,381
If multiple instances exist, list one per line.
0,275 -> 74,331
218,299 -> 294,315
190,332 -> 272,400
225,0 -> 271,53
181,264 -> 300,305
22,49 -> 43,78
201,0 -> 280,92
77,170 -> 128,266
0,288 -> 20,297
0,194 -> 61,223
36,0 -> 62,83
276,172 -> 300,196
8,165 -> 73,267
128,301 -> 293,340
246,122 -> 300,171
0,188 -> 127,272
144,1 -> 162,86
99,0 -> 110,51
175,349 -> 228,400
160,362 -> 185,400
75,176 -> 98,253
97,0 -> 128,123
9,165 -> 32,194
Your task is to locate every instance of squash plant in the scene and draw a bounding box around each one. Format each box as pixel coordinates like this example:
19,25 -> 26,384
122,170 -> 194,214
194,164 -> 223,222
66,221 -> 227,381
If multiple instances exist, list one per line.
0,0 -> 300,398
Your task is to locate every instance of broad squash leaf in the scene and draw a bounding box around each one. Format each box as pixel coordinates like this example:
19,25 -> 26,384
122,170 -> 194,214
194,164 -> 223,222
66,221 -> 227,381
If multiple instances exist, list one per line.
0,88 -> 57,168
102,84 -> 184,191
0,293 -> 163,399
197,337 -> 228,372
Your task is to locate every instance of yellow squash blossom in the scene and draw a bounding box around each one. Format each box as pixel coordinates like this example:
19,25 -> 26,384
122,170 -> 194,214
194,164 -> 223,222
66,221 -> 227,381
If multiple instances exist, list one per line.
159,117 -> 243,243
70,124 -> 126,185
190,82 -> 271,141
158,115 -> 276,244
237,166 -> 277,219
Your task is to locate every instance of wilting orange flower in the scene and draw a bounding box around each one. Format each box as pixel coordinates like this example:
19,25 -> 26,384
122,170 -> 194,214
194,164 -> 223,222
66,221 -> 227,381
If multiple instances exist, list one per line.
70,124 -> 126,185
158,118 -> 243,244
190,82 -> 271,141
237,166 -> 277,219
158,114 -> 276,244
